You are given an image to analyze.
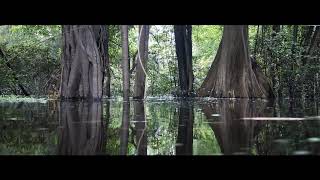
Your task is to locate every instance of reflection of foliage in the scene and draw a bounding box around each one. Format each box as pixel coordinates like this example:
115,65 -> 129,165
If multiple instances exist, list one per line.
0,102 -> 57,155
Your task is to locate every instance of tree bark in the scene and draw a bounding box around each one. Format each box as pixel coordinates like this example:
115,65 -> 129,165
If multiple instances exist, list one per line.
174,25 -> 194,97
198,25 -> 274,98
121,25 -> 130,101
133,25 -> 150,99
59,25 -> 107,100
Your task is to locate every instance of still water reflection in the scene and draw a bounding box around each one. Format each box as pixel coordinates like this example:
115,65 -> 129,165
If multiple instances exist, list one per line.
1,98 -> 320,155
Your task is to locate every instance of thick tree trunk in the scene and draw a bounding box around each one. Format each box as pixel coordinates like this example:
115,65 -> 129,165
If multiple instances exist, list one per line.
174,25 -> 194,97
59,25 -> 107,100
133,25 -> 150,99
121,25 -> 130,101
93,25 -> 111,98
198,25 -> 274,98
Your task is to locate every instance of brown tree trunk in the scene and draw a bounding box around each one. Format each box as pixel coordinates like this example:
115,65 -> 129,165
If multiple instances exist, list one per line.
93,25 -> 111,98
133,25 -> 150,99
59,25 -> 107,100
174,25 -> 194,97
121,25 -> 130,101
198,25 -> 274,98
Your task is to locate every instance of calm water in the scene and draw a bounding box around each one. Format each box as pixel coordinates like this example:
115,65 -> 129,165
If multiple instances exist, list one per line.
1,97 -> 320,155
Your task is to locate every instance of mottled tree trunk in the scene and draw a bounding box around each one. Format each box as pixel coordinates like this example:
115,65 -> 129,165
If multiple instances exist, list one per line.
121,25 -> 130,101
133,25 -> 150,99
174,25 -> 194,97
198,25 -> 274,98
93,26 -> 111,98
59,25 -> 107,100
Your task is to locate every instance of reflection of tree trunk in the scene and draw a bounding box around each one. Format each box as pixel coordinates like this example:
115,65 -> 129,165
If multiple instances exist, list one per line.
57,101 -> 104,155
202,99 -> 268,155
176,101 -> 194,155
133,100 -> 147,155
120,102 -> 130,155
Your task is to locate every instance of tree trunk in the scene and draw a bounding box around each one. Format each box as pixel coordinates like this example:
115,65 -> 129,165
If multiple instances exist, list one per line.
133,25 -> 150,99
59,25 -> 107,100
94,26 -> 111,98
174,25 -> 194,97
121,25 -> 130,101
198,25 -> 274,98
289,25 -> 298,99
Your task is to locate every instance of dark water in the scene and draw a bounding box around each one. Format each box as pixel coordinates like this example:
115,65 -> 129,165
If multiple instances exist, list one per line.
1,97 -> 320,155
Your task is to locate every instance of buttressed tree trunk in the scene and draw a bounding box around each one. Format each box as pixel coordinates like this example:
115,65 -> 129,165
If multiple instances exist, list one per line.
174,25 -> 194,97
133,25 -> 150,99
59,25 -> 107,100
198,25 -> 274,98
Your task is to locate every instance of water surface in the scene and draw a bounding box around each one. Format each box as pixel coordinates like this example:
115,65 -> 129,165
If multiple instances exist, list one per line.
1,97 -> 320,155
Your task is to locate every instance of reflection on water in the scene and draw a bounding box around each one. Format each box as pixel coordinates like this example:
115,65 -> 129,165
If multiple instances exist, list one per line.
1,98 -> 320,155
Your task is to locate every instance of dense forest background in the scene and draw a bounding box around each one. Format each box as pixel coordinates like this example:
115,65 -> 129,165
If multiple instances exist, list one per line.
0,25 -> 319,99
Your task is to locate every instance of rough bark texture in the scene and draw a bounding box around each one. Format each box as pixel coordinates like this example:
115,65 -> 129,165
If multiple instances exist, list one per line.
133,25 -> 150,99
121,25 -> 130,101
174,25 -> 194,97
198,25 -> 274,98
176,101 -> 194,155
59,25 -> 107,100
57,101 -> 105,155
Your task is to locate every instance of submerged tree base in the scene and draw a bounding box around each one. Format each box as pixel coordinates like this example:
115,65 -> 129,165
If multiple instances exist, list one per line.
198,26 -> 274,99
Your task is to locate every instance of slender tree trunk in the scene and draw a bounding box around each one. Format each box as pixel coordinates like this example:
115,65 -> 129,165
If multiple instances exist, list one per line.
133,25 -> 150,99
59,25 -> 107,100
121,25 -> 130,101
198,25 -> 274,98
174,25 -> 194,97
253,25 -> 260,57
289,25 -> 298,99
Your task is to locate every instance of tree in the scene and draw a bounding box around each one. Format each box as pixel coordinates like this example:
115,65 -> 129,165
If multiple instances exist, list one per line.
198,25 -> 274,98
174,25 -> 194,97
133,25 -> 150,99
59,25 -> 108,100
121,25 -> 130,101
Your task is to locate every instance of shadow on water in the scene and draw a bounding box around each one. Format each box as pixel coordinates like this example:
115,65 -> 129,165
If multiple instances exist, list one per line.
1,98 -> 320,155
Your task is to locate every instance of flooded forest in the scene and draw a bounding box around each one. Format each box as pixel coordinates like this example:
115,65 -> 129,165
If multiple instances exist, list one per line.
1,25 -> 320,155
